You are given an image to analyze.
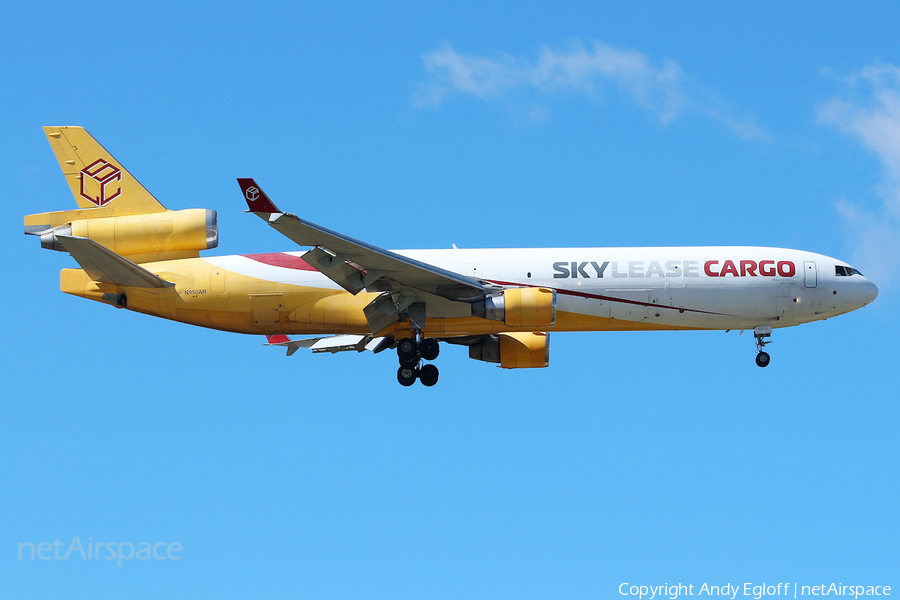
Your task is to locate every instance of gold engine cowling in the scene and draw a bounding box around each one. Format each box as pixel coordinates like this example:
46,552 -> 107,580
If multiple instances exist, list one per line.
468,332 -> 550,369
41,209 -> 218,262
471,287 -> 557,328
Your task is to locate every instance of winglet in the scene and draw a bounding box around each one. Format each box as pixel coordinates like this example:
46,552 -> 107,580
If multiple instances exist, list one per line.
265,334 -> 299,356
237,178 -> 281,214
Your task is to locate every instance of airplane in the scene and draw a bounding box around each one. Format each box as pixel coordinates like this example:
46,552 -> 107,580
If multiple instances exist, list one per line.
25,126 -> 879,387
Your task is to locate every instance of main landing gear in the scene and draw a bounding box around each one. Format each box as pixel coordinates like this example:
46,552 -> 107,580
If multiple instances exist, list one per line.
754,326 -> 772,368
396,336 -> 441,387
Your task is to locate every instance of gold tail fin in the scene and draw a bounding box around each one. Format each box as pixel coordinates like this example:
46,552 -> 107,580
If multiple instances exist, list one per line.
27,127 -> 217,264
43,126 -> 167,214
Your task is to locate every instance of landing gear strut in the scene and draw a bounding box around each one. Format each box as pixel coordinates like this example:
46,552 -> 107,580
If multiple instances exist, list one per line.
395,336 -> 441,386
754,326 -> 772,368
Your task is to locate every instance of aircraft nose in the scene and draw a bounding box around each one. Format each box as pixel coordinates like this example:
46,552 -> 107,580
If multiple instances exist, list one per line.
864,279 -> 879,305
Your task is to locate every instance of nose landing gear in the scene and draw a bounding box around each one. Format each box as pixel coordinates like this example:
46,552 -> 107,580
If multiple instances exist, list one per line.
395,336 -> 441,386
754,326 -> 772,368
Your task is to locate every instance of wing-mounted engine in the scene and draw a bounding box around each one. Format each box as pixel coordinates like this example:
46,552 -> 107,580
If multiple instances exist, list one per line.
27,208 -> 218,263
468,332 -> 550,369
472,287 -> 557,328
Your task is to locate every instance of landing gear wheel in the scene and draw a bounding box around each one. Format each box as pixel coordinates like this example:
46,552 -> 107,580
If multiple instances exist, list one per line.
755,352 -> 770,368
397,366 -> 417,386
399,354 -> 419,368
419,364 -> 439,387
397,338 -> 417,362
420,338 -> 440,361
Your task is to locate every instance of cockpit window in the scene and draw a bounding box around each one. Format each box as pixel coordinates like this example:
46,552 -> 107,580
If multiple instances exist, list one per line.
835,265 -> 864,277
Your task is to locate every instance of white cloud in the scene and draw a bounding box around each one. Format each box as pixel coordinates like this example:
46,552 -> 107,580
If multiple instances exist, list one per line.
415,40 -> 764,139
819,64 -> 900,284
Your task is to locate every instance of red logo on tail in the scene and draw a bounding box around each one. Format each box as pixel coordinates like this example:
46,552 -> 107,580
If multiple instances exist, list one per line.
80,159 -> 122,206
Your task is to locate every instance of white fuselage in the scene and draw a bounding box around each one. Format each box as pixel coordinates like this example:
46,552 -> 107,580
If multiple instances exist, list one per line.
203,246 -> 878,334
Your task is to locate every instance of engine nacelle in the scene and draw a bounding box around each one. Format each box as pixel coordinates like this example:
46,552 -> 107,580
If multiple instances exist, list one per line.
468,332 -> 550,369
40,209 -> 218,262
472,287 -> 557,328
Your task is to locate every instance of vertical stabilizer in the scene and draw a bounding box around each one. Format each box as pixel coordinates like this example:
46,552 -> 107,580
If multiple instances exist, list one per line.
43,126 -> 167,214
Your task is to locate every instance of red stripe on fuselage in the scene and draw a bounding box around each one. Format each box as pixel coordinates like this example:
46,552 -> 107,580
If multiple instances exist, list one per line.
485,280 -> 733,317
243,253 -> 318,271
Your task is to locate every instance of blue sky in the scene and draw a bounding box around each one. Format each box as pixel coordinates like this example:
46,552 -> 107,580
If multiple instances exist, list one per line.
2,2 -> 898,598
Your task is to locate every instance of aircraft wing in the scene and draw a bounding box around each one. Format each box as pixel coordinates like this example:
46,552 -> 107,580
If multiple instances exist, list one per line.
265,334 -> 384,356
56,235 -> 174,288
238,179 -> 488,302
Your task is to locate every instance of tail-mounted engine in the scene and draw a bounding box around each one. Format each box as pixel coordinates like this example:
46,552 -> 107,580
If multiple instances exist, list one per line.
32,209 -> 218,263
472,287 -> 557,328
468,332 -> 550,369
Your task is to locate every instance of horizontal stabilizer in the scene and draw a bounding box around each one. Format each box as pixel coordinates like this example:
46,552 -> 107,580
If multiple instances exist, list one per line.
56,235 -> 174,288
265,334 -> 383,356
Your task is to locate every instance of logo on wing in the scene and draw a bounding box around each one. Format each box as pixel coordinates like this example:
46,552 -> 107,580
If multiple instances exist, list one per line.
245,186 -> 260,202
80,159 -> 122,207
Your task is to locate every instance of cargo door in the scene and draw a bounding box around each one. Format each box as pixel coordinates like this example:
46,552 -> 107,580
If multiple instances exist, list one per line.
609,290 -> 650,321
250,293 -> 283,329
776,296 -> 792,320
